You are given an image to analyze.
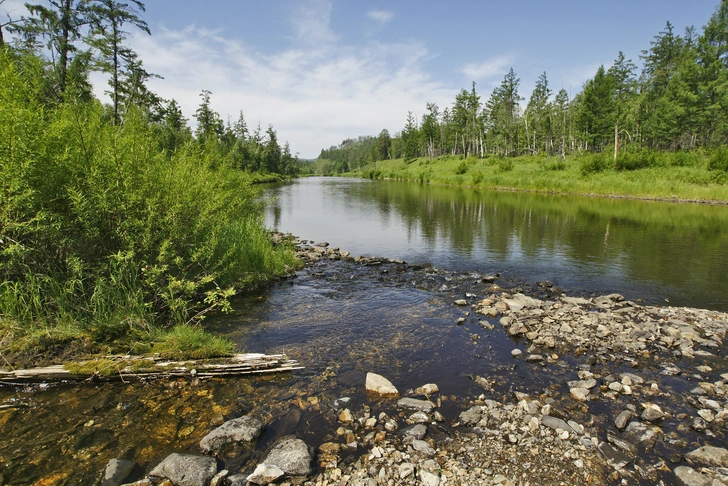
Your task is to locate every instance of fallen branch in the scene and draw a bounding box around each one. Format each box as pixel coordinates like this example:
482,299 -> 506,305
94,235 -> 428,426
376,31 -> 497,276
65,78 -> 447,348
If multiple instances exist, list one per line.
0,353 -> 303,383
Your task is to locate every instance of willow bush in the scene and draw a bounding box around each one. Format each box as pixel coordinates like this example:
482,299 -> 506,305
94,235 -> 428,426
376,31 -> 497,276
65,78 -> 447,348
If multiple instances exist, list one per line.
0,49 -> 297,354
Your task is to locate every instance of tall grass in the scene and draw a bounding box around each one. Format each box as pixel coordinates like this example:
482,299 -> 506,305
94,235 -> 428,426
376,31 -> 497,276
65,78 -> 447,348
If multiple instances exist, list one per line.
0,48 -> 297,357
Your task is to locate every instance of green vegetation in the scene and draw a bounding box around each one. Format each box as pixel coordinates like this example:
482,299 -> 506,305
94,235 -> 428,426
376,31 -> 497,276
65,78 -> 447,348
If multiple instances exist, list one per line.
322,1 -> 728,200
358,153 -> 728,202
0,2 -> 303,365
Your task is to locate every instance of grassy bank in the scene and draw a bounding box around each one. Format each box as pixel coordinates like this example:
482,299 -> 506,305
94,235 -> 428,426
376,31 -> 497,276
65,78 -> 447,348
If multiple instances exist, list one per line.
0,49 -> 299,368
352,151 -> 728,203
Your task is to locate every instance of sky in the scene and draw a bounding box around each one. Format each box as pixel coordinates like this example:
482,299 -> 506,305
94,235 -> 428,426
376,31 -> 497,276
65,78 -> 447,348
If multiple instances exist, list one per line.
2,0 -> 722,159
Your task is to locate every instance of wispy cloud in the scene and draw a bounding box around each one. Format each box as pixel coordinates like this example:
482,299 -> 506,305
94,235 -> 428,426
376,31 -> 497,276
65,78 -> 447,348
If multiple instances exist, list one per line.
367,9 -> 394,25
107,25 -> 454,158
291,0 -> 338,45
461,55 -> 513,84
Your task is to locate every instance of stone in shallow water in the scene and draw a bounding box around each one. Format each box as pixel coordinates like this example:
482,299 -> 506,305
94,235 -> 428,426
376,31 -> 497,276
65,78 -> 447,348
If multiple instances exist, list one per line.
641,403 -> 665,422
397,397 -> 435,412
685,445 -> 728,468
246,464 -> 284,485
673,466 -> 713,486
149,453 -> 217,486
199,415 -> 264,453
262,436 -> 313,476
101,458 -> 136,486
415,383 -> 439,395
366,372 -> 400,397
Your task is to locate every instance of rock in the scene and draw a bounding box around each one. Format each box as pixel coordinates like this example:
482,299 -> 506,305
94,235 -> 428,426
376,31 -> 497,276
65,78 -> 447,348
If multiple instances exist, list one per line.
102,458 -> 136,486
674,466 -> 713,486
412,439 -> 436,456
454,299 -> 468,306
511,349 -> 523,357
246,464 -> 284,485
507,321 -> 528,336
338,408 -> 354,424
614,410 -> 633,430
525,354 -> 544,363
414,383 -> 439,395
597,442 -> 631,470
459,406 -> 483,426
641,403 -> 665,422
332,397 -> 352,410
685,445 -> 728,468
199,415 -> 264,453
366,372 -> 400,397
149,454 -> 217,486
607,431 -> 637,456
541,416 -> 577,435
503,293 -> 542,312
419,469 -> 440,486
262,436 -> 313,477
570,387 -> 589,402
397,397 -> 435,412
398,463 -> 415,479
227,474 -> 247,486
409,411 -> 430,423
406,424 -> 428,440
209,469 -> 228,486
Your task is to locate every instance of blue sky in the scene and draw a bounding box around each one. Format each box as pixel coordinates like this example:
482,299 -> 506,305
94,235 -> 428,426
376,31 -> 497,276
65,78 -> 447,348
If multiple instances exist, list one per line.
2,0 -> 721,158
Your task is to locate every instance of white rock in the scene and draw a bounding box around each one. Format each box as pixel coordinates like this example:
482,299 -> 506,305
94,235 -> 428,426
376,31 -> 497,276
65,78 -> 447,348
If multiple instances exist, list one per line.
366,372 -> 400,397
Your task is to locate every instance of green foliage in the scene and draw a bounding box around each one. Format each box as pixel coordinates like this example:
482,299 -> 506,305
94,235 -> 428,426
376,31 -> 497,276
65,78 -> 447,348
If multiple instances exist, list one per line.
578,153 -> 612,175
709,146 -> 728,172
497,159 -> 514,172
0,48 -> 297,357
147,324 -> 234,360
471,172 -> 484,185
454,160 -> 468,175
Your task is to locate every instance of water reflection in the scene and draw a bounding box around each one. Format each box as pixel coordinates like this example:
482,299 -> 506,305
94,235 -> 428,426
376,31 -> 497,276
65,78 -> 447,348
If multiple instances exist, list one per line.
264,177 -> 728,310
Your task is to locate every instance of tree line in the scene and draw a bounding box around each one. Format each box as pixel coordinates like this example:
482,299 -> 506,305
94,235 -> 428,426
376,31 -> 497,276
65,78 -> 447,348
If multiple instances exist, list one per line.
321,0 -> 728,168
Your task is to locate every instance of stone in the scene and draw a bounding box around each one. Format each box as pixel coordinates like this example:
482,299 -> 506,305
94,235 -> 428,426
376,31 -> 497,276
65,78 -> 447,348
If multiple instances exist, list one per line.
511,349 -> 523,357
615,410 -> 633,430
525,354 -> 544,363
674,466 -> 713,486
597,442 -> 630,470
419,470 -> 440,486
459,406 -> 483,426
685,445 -> 728,468
412,439 -> 436,456
227,474 -> 247,486
149,454 -> 217,486
406,424 -> 428,440
507,321 -> 528,336
262,436 -> 313,477
409,411 -> 430,423
338,408 -> 354,424
199,415 -> 264,453
210,469 -> 228,486
397,397 -> 435,412
541,416 -> 577,435
398,463 -> 415,479
102,458 -> 136,486
415,383 -> 440,395
454,299 -> 468,306
366,372 -> 400,397
503,293 -> 542,312
641,403 -> 665,422
570,387 -> 589,402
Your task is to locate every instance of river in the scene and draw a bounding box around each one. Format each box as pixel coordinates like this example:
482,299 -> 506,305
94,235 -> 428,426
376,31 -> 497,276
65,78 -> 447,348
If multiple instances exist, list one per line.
265,177 -> 728,311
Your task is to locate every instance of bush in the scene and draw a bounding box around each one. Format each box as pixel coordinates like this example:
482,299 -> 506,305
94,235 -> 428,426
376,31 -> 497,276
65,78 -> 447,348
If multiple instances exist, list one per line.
497,159 -> 514,172
0,49 -> 296,352
578,153 -> 611,175
471,172 -> 484,185
708,147 -> 728,172
455,160 -> 468,175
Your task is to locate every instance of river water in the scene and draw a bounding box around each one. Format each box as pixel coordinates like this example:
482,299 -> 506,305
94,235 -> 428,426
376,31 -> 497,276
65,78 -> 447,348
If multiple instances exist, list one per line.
265,177 -> 728,311
1,177 -> 727,484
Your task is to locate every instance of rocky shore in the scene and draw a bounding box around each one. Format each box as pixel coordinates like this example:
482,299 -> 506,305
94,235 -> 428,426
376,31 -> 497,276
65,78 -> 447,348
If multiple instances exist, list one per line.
101,234 -> 728,486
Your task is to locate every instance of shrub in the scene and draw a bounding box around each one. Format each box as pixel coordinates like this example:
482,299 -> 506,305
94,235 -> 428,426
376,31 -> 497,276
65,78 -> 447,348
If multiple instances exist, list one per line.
579,153 -> 610,175
455,160 -> 468,175
708,147 -> 728,172
471,172 -> 484,185
497,159 -> 514,172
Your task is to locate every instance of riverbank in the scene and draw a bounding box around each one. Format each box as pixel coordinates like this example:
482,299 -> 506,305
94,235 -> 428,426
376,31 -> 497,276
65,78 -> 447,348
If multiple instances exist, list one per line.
349,154 -> 728,205
61,237 -> 728,486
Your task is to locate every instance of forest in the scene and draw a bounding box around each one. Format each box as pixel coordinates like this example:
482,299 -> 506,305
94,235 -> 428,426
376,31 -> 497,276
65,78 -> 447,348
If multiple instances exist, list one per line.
0,0 -> 302,359
319,0 -> 728,174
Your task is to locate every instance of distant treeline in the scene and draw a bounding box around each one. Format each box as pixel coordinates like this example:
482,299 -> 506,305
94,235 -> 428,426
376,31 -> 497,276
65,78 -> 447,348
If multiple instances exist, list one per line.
319,0 -> 728,171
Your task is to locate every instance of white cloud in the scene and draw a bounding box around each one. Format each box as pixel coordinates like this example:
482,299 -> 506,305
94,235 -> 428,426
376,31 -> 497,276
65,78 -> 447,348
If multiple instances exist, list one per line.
367,9 -> 394,25
97,24 -> 455,159
461,55 -> 513,83
291,0 -> 338,45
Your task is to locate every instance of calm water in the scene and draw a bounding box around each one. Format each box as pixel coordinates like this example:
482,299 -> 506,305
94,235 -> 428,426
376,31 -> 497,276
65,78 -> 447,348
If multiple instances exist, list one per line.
265,177 -> 728,311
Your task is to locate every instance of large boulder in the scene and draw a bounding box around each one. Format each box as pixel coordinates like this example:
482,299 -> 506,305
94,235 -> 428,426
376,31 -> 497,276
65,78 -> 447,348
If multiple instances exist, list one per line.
262,436 -> 313,477
366,372 -> 399,397
149,453 -> 217,486
199,415 -> 264,454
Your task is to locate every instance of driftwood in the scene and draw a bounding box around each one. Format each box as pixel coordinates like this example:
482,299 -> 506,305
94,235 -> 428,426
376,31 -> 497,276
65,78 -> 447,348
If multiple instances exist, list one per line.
0,353 -> 303,383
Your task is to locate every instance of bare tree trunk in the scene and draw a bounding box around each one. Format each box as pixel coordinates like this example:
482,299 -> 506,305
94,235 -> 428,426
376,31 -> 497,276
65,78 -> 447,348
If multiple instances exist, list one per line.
614,122 -> 619,163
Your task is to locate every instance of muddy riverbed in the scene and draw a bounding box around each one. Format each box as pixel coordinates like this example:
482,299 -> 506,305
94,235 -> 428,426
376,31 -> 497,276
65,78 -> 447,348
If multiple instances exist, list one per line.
1,237 -> 727,486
